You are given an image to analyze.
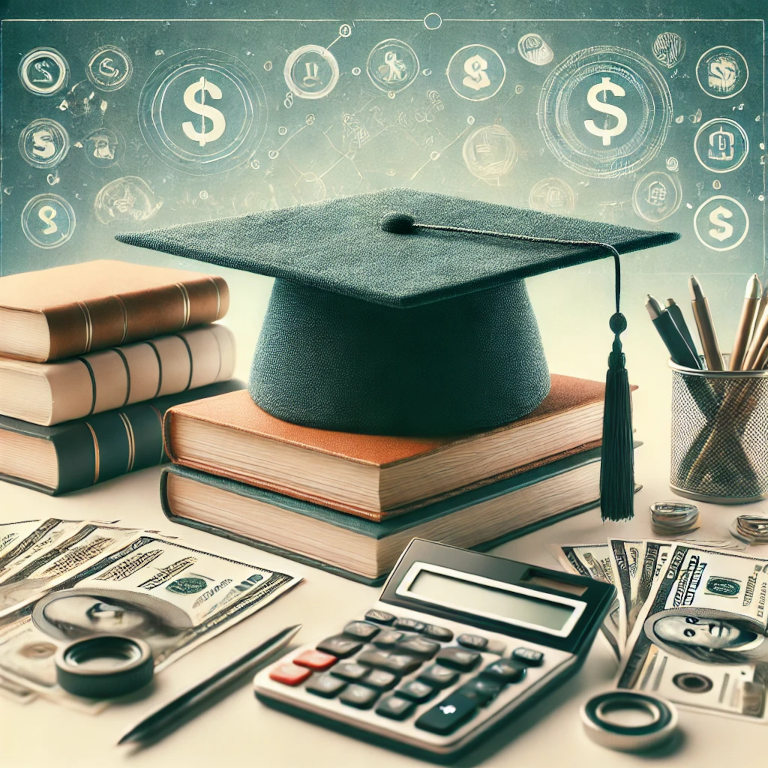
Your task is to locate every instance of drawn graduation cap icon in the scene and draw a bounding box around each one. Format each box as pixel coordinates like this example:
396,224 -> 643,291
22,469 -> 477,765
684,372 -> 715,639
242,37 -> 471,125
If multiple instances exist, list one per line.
116,188 -> 678,520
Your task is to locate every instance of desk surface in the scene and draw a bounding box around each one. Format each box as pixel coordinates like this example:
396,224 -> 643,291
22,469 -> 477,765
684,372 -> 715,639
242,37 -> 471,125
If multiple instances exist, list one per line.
2,394 -> 767,768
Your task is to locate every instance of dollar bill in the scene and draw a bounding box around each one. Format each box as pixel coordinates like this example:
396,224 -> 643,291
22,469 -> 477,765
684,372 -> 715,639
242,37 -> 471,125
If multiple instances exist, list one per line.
0,534 -> 299,708
559,544 -> 621,657
617,543 -> 768,721
607,539 -> 643,651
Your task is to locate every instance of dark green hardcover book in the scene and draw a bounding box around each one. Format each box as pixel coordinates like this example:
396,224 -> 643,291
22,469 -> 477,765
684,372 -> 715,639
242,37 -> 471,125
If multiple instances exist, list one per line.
0,380 -> 243,495
161,445 -> 630,585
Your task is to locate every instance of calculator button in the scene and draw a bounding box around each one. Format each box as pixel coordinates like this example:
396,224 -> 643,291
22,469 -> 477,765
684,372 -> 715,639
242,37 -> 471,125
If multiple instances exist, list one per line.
481,659 -> 526,684
394,618 -> 425,632
396,637 -> 440,659
415,693 -> 478,735
423,624 -> 453,642
316,635 -> 362,659
457,633 -> 488,651
512,647 -> 544,666
343,621 -> 380,641
435,647 -> 481,672
340,684 -> 379,709
358,650 -> 421,676
376,695 -> 415,721
457,677 -> 503,706
269,663 -> 312,686
306,673 -> 347,698
397,680 -> 436,703
361,669 -> 397,691
418,664 -> 459,689
293,649 -> 337,671
331,662 -> 369,681
373,630 -> 404,649
365,609 -> 396,625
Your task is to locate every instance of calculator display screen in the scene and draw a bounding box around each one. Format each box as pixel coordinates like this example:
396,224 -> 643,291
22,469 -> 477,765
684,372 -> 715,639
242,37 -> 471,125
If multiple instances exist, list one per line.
408,570 -> 575,631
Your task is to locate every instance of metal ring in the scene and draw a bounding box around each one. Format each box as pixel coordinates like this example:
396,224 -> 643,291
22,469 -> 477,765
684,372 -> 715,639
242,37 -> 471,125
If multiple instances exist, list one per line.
581,690 -> 678,751
55,634 -> 154,699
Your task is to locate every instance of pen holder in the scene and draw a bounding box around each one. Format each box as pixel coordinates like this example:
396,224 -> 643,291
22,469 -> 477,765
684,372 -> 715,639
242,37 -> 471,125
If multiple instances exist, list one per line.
670,362 -> 768,504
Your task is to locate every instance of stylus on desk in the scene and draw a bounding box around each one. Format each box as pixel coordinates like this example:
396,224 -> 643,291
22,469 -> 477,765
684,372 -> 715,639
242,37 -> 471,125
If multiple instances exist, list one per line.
118,623 -> 301,746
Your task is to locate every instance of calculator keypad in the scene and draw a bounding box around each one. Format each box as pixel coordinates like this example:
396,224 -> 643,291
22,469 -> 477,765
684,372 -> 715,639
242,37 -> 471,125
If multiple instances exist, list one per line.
257,604 -> 571,749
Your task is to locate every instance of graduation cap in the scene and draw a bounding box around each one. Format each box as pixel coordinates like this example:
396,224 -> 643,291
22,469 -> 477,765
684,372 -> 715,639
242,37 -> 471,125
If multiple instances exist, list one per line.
116,188 -> 678,520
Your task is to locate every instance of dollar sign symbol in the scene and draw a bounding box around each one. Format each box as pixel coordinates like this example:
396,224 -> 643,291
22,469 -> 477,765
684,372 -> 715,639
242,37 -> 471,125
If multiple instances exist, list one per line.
181,76 -> 227,147
38,205 -> 58,235
32,130 -> 55,159
708,205 -> 734,242
584,76 -> 628,147
32,61 -> 54,83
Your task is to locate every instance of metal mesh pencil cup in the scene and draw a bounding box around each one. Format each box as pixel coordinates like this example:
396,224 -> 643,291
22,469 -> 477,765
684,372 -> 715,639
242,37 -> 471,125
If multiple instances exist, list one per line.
670,362 -> 768,504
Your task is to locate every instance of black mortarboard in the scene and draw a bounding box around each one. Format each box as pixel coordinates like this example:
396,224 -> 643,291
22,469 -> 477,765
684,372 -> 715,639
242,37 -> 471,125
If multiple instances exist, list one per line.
116,188 -> 678,520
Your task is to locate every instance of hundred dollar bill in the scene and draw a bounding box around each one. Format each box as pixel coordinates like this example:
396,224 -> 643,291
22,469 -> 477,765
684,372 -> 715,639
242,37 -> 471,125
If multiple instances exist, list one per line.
0,523 -> 138,617
0,519 -> 86,582
607,539 -> 642,650
617,543 -> 768,721
0,534 -> 300,709
559,544 -> 621,657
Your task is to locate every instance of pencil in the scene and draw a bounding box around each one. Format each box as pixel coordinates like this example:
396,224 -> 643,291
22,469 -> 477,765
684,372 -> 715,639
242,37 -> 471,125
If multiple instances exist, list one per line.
646,295 -> 701,369
665,298 -> 698,361
730,274 -> 762,370
689,275 -> 724,371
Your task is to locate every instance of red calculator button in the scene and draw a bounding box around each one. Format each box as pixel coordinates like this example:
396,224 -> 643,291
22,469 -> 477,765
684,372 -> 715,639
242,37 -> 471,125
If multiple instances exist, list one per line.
269,663 -> 312,686
294,649 -> 338,670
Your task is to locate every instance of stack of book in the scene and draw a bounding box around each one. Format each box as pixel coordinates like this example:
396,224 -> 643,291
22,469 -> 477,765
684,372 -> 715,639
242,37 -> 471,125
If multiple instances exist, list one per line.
161,376 -> 615,584
0,260 -> 241,494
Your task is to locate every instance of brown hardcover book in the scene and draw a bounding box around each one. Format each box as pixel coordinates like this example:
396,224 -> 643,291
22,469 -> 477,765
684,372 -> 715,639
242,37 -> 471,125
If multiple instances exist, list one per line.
165,375 -> 608,521
0,260 -> 229,362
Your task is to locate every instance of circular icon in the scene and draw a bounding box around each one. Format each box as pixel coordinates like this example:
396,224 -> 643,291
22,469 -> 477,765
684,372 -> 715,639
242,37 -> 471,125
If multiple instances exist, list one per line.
446,44 -> 506,101
462,124 -> 517,181
86,46 -> 133,91
632,171 -> 682,222
529,177 -> 576,214
652,32 -> 685,69
518,33 -> 554,66
538,46 -> 673,178
18,118 -> 70,169
94,176 -> 162,225
284,45 -> 339,99
166,577 -> 207,594
21,194 -> 76,249
424,13 -> 442,30
138,49 -> 266,175
18,47 -> 68,95
696,46 -> 748,99
83,127 -> 123,168
693,195 -> 749,252
694,118 -> 749,173
672,672 -> 713,694
366,39 -> 420,94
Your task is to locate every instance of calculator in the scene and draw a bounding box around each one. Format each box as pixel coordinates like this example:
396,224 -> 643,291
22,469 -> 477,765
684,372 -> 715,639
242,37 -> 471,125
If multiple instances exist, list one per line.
253,539 -> 615,761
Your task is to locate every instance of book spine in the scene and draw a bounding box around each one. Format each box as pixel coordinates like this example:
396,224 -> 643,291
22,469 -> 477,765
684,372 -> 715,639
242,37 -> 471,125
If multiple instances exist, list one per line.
44,276 -> 229,361
44,325 -> 235,425
50,404 -> 167,493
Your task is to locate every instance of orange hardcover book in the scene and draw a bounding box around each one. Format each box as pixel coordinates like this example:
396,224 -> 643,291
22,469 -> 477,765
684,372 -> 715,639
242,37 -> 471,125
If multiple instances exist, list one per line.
0,260 -> 229,362
164,375 -> 608,521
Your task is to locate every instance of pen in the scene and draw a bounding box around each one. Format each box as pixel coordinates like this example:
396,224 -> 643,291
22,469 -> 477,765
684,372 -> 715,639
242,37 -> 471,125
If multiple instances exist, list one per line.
730,274 -> 761,370
664,298 -> 699,363
645,294 -> 701,369
118,623 -> 302,746
743,298 -> 768,370
689,275 -> 724,371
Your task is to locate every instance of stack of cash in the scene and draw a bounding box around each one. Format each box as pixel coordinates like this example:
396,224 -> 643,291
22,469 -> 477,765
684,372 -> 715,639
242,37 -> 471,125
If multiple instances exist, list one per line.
0,517 -> 300,710
650,501 -> 699,535
560,537 -> 768,723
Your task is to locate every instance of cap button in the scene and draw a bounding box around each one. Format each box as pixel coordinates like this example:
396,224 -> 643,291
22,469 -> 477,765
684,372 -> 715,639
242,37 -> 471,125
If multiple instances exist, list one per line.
380,212 -> 416,234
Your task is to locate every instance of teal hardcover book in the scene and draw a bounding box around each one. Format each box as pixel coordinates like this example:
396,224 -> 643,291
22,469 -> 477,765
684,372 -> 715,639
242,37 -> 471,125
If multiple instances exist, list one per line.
160,445 -> 627,585
0,380 -> 243,495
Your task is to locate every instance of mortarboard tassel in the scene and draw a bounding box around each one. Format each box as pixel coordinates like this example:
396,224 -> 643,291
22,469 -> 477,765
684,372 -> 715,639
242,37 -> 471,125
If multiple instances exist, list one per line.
380,211 -> 635,521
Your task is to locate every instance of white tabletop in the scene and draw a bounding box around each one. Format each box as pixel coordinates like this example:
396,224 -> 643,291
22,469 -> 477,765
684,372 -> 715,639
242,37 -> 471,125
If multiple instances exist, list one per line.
2,379 -> 768,768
